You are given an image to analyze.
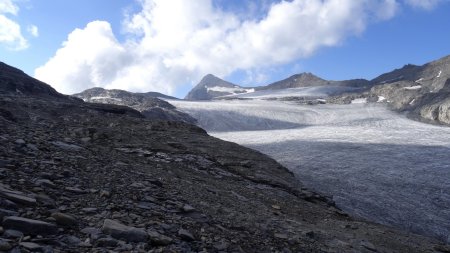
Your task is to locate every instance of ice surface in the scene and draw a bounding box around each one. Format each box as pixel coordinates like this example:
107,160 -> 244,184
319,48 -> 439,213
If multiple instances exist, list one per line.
217,86 -> 359,99
173,99 -> 450,241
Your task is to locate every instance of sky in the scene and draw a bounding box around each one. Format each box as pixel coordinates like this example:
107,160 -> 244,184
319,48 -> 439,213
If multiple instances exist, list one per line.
1,0 -> 450,98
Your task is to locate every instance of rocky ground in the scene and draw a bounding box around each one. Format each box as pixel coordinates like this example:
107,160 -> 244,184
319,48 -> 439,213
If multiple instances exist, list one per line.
1,63 -> 450,252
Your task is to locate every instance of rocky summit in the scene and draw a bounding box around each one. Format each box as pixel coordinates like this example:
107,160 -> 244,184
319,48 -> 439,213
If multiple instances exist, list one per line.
1,62 -> 449,252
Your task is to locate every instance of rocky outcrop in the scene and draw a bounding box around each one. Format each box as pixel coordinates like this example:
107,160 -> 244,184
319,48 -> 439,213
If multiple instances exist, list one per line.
74,87 -> 196,123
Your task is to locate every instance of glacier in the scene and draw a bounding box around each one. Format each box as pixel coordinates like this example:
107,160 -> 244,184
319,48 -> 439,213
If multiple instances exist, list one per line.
172,99 -> 450,242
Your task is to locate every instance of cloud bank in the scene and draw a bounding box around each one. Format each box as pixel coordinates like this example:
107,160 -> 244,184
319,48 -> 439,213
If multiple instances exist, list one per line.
35,0 -> 445,96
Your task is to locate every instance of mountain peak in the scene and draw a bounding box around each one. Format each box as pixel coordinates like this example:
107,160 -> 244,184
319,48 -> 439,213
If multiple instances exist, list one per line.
185,74 -> 242,100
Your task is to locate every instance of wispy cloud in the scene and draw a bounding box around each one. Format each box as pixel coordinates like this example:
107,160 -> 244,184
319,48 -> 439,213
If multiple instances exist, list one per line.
404,0 -> 445,10
0,0 -> 28,50
34,0 -> 445,96
27,24 -> 39,37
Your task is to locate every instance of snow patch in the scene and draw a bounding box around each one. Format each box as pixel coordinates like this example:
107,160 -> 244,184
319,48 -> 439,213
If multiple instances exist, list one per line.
207,86 -> 254,94
437,70 -> 442,78
351,98 -> 367,104
409,99 -> 416,105
415,78 -> 423,83
377,96 -> 386,102
404,85 -> 422,90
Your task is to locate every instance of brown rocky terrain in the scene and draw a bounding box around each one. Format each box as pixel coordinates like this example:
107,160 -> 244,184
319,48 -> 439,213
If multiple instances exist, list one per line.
1,62 -> 450,252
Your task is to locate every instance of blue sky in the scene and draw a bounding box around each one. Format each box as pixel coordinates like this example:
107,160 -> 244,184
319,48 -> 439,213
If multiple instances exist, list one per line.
1,0 -> 450,98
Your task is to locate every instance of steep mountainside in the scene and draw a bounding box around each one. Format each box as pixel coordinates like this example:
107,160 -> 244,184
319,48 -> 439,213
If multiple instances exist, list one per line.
184,74 -> 254,100
74,87 -> 195,123
1,62 -> 448,252
328,55 -> 450,125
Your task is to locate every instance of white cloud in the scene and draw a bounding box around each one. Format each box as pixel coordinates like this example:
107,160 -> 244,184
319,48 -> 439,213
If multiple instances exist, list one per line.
0,15 -> 28,50
34,0 -> 441,96
0,0 -> 32,50
404,0 -> 444,10
27,24 -> 38,37
0,0 -> 18,15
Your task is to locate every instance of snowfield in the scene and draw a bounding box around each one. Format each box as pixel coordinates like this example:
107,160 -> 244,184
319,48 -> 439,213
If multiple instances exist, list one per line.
172,99 -> 450,242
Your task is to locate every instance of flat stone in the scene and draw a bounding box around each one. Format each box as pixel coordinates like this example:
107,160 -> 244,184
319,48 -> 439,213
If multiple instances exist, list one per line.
81,207 -> 98,214
182,204 -> 195,213
81,227 -> 101,235
35,179 -> 56,188
15,139 -> 25,145
148,230 -> 173,246
51,212 -> 78,226
101,219 -> 147,243
3,229 -> 24,239
274,233 -> 289,240
51,141 -> 82,151
65,187 -> 88,194
19,242 -> 42,251
0,187 -> 36,206
0,208 -> 19,220
3,216 -> 57,235
178,228 -> 195,241
0,198 -> 18,210
95,237 -> 119,247
360,241 -> 377,252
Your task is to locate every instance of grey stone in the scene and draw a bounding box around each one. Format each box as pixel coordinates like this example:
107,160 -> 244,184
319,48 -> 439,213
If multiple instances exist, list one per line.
0,187 -> 36,206
3,229 -> 24,239
3,216 -> 57,235
101,219 -> 147,243
51,141 -> 82,151
182,204 -> 195,213
0,208 -> 19,220
178,228 -> 195,241
15,139 -> 25,145
148,230 -> 173,246
95,237 -> 119,247
35,179 -> 56,188
81,207 -> 98,214
360,241 -> 377,252
51,212 -> 78,226
64,187 -> 87,194
20,242 -> 42,251
0,239 -> 12,251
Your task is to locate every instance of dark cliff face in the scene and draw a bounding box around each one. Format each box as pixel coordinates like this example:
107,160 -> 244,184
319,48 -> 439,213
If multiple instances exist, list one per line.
0,62 -> 67,99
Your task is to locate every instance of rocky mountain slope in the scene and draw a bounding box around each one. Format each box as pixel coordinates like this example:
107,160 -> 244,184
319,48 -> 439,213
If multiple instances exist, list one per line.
1,62 -> 448,252
184,74 -> 254,100
259,73 -> 370,90
73,87 -> 196,124
186,54 -> 450,125
328,55 -> 450,125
